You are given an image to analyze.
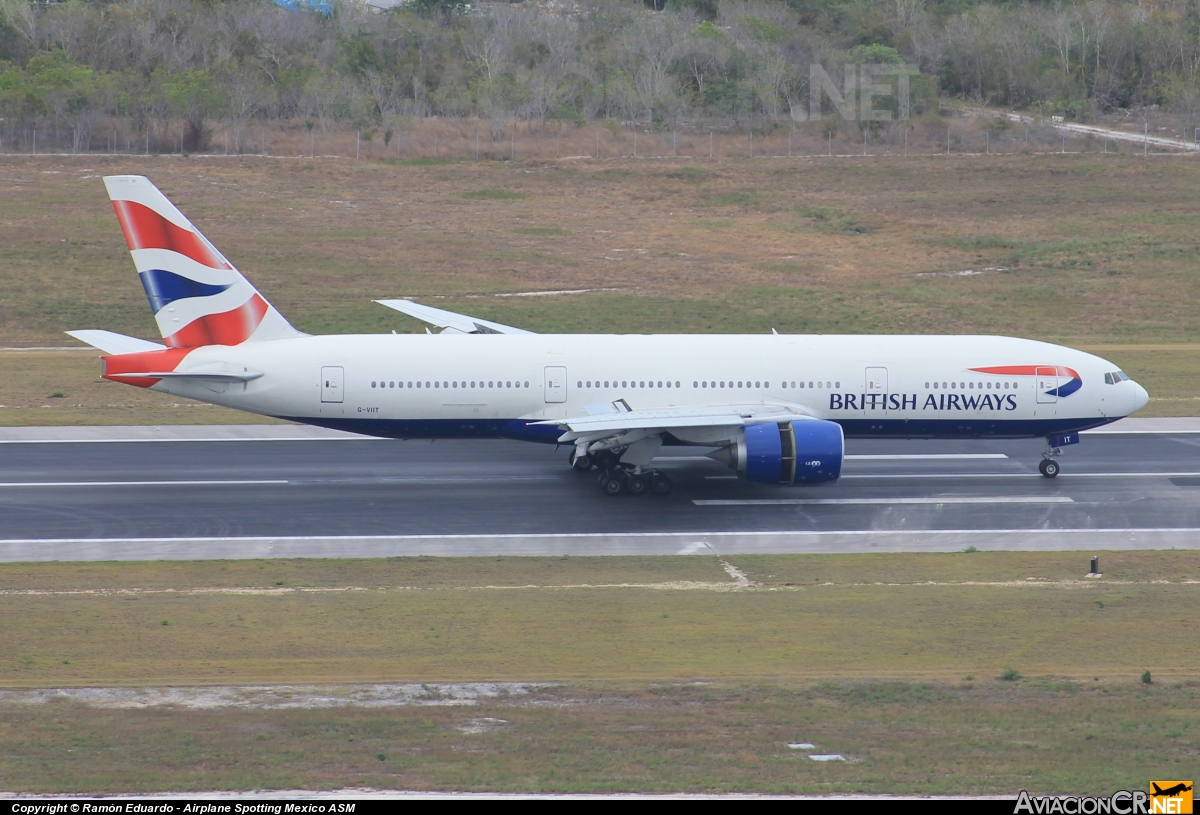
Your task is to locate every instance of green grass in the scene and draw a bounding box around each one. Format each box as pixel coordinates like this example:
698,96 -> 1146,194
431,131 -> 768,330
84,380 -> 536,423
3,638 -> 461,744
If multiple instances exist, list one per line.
511,226 -> 570,236
460,189 -> 530,200
1,679 -> 1195,794
1,552 -> 1195,686
0,554 -> 1196,794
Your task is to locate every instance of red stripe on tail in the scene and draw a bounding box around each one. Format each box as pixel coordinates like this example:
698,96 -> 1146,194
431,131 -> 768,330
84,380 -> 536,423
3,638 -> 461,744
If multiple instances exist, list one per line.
111,199 -> 231,270
101,347 -> 194,388
164,294 -> 269,348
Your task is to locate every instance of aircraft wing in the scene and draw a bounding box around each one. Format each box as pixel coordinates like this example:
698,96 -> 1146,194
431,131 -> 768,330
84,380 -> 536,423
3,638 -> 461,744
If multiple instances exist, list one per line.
375,300 -> 534,335
536,402 -> 806,441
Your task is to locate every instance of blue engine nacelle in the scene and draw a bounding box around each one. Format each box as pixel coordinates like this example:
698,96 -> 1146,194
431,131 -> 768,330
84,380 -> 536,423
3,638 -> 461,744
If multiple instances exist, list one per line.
711,420 -> 843,485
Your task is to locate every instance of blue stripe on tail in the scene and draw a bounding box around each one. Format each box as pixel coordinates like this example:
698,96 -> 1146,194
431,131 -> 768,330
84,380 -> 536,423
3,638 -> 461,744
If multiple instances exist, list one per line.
138,269 -> 233,314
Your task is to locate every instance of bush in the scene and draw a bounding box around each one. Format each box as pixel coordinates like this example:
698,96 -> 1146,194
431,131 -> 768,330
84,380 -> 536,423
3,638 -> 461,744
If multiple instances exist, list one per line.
1141,670 -> 1152,685
1000,666 -> 1021,681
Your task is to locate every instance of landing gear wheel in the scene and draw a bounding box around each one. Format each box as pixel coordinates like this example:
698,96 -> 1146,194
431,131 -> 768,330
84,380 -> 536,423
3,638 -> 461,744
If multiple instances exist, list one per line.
626,473 -> 649,496
599,469 -> 626,496
1039,458 -> 1060,478
570,452 -> 592,471
650,471 -> 673,496
592,450 -> 619,471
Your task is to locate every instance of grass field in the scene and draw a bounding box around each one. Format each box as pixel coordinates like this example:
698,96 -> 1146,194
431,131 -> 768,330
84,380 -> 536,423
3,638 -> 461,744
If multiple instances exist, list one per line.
2,680 -> 1197,795
4,552 -> 1197,687
0,551 -> 1197,793
3,153 -> 1200,424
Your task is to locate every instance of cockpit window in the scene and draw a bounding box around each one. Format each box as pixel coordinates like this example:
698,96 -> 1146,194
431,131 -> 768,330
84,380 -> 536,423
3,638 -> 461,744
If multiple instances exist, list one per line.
1105,371 -> 1131,384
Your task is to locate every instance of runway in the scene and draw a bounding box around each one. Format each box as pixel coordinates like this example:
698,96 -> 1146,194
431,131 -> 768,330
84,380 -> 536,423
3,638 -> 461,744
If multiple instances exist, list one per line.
3,420 -> 1200,560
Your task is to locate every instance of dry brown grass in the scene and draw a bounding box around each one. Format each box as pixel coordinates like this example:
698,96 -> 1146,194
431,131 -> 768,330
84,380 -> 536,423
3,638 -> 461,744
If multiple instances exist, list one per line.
3,152 -> 1200,423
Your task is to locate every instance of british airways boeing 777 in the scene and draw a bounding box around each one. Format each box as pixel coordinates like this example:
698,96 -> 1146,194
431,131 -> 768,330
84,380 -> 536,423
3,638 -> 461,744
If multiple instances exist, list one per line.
68,176 -> 1149,496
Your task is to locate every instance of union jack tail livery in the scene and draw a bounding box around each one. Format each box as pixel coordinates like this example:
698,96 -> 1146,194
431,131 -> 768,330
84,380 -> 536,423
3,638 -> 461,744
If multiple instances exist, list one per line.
103,175 -> 300,348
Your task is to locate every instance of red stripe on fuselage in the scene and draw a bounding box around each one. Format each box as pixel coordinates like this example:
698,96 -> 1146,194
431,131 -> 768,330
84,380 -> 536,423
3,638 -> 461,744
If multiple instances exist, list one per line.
970,365 -> 1080,380
101,347 -> 193,388
164,293 -> 268,348
111,200 -> 231,270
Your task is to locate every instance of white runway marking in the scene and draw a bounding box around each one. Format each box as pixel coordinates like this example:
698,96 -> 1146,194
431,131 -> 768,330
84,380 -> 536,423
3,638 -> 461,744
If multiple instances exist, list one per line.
0,437 -> 381,444
843,472 -> 1200,479
658,454 -> 1010,462
844,454 -> 1009,460
694,496 -> 1074,506
0,480 -> 289,488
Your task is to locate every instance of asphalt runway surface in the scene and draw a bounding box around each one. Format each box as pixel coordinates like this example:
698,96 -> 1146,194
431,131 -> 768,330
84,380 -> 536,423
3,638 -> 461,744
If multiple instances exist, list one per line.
3,422 -> 1200,560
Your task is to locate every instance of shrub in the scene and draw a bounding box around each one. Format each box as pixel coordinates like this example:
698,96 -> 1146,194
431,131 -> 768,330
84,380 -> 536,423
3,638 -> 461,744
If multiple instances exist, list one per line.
1000,666 -> 1021,681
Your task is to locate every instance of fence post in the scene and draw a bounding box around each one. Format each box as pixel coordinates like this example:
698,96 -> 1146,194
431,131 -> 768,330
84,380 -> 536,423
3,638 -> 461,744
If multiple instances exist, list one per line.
673,130 -> 676,157
434,132 -> 438,157
904,128 -> 908,156
749,131 -> 753,157
357,131 -> 360,160
33,129 -> 36,155
788,129 -> 792,157
633,130 -> 637,158
1144,121 -> 1148,156
986,130 -> 989,154
709,131 -> 713,159
476,131 -> 480,160
510,130 -> 514,160
595,130 -> 598,158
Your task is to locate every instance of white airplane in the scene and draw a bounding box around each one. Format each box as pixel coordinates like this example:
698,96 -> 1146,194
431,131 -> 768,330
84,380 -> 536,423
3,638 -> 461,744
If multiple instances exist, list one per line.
68,175 -> 1149,496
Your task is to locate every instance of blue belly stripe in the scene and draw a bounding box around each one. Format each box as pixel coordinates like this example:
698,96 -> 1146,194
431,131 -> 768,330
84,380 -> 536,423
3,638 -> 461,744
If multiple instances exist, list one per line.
276,416 -> 1122,443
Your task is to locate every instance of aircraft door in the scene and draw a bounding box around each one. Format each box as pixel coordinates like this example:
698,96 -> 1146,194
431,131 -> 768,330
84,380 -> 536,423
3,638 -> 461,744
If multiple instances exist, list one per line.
544,366 -> 567,403
1035,367 -> 1058,404
865,366 -> 888,413
321,366 -> 344,403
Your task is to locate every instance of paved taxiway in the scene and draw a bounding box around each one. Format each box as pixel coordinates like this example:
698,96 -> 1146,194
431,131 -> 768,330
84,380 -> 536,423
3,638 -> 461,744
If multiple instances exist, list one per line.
2,420 -> 1200,560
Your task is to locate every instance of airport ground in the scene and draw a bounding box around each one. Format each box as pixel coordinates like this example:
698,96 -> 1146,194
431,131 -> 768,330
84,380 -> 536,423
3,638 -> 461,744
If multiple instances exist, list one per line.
2,153 -> 1200,794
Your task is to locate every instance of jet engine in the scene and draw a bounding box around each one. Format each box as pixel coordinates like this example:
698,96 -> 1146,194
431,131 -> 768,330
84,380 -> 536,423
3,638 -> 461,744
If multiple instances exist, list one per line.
707,420 -> 843,485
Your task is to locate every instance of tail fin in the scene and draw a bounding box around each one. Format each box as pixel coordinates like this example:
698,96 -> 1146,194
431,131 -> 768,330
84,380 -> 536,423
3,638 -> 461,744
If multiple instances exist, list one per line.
103,175 -> 302,347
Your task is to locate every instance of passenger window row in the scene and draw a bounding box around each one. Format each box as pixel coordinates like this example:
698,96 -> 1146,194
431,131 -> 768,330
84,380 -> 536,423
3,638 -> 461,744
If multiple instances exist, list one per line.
926,381 -> 1019,390
371,380 -> 530,389
579,380 -> 681,389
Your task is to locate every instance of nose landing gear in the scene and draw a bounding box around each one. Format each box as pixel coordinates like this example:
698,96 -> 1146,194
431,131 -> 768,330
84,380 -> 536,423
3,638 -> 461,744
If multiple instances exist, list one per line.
1038,432 -> 1079,478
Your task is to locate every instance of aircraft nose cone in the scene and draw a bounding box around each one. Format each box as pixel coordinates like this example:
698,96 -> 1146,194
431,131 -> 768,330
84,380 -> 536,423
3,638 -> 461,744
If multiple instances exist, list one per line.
1131,382 -> 1149,414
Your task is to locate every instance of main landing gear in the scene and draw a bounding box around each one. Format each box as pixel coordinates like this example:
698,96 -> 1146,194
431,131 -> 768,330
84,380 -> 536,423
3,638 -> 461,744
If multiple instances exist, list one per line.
568,451 -> 672,496
597,467 -> 672,497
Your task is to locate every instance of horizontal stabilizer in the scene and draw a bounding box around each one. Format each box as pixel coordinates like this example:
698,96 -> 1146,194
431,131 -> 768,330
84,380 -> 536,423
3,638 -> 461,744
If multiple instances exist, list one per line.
375,300 -> 534,335
66,330 -> 166,355
108,370 -> 264,382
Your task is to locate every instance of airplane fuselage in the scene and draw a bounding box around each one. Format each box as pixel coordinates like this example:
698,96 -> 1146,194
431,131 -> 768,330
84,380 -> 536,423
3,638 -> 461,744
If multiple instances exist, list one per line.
107,332 -> 1148,444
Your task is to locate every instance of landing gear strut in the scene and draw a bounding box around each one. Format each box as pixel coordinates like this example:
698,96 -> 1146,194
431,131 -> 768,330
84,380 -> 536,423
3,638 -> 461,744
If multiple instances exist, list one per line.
1038,432 -> 1078,478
